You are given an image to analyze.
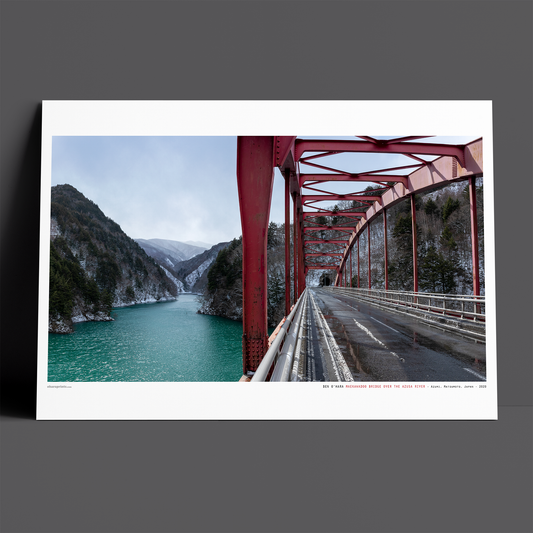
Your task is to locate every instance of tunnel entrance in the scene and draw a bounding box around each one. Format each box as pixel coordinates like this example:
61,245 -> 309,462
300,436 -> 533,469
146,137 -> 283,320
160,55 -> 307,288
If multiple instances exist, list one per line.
320,273 -> 332,287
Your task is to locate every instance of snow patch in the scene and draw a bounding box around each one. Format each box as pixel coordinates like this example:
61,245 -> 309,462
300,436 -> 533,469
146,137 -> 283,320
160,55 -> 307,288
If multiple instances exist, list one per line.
72,311 -> 113,323
50,218 -> 61,239
161,266 -> 185,293
185,257 -> 215,288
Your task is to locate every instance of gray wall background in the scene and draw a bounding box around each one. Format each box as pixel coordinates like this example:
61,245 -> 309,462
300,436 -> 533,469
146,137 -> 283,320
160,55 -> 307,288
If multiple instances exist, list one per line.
1,1 -> 531,532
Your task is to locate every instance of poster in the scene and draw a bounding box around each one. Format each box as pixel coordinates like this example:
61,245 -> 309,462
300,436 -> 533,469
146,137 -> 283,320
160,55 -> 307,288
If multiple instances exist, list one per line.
37,100 -> 496,419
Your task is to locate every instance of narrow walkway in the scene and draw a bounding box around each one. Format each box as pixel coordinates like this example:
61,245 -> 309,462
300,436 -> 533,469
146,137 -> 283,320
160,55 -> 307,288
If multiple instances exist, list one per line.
292,291 -> 354,382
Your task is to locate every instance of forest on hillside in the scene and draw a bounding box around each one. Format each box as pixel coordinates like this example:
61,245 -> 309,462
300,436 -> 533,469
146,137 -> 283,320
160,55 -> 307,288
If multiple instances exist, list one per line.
341,178 -> 484,295
198,222 -> 289,328
49,185 -> 177,332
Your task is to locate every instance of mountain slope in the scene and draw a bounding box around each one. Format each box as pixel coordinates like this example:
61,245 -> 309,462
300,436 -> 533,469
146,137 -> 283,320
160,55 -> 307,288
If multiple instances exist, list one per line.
172,242 -> 229,293
138,239 -> 231,293
49,184 -> 177,333
198,224 -> 287,327
185,240 -> 213,249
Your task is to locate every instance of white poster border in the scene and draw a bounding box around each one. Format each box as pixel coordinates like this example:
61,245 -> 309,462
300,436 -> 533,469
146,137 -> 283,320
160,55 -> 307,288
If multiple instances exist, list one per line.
37,100 -> 497,420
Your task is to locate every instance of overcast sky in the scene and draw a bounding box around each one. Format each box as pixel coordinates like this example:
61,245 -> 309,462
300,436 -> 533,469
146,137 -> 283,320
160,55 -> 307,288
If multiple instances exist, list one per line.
51,136 -> 478,246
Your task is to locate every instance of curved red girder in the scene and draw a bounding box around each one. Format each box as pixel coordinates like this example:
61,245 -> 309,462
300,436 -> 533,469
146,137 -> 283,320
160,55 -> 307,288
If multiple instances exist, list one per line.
332,138 -> 483,284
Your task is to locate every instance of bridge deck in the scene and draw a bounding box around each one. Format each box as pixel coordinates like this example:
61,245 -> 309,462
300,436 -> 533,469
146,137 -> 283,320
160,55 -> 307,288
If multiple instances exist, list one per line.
295,288 -> 486,382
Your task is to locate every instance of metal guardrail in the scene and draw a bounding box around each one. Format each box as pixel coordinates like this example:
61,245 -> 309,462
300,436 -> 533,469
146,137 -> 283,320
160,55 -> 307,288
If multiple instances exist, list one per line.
326,286 -> 485,320
251,288 -> 308,382
324,286 -> 485,341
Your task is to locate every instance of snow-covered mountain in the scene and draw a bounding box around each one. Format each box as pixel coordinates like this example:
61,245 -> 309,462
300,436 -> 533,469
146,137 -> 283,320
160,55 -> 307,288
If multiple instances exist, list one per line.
135,238 -> 207,264
137,239 -> 231,293
174,242 -> 230,293
49,185 -> 178,333
185,240 -> 213,249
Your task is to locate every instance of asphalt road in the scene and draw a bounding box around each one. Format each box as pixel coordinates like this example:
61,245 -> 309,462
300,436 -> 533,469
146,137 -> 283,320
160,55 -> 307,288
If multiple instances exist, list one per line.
311,288 -> 486,382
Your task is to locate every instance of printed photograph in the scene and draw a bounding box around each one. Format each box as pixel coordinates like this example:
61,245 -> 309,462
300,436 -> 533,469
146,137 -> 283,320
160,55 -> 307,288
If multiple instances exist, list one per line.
47,134 -> 487,384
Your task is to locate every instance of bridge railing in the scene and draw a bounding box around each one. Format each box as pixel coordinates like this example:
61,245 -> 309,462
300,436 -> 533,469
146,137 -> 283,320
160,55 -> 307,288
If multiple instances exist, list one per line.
251,288 -> 308,382
326,286 -> 485,321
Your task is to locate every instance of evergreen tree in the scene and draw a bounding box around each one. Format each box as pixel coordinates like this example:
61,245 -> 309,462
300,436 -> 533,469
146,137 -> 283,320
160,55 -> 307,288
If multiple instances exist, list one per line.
424,198 -> 439,217
419,244 -> 457,294
331,205 -> 339,225
442,197 -> 461,222
268,271 -> 284,319
388,214 -> 416,290
440,225 -> 457,251
267,222 -> 280,249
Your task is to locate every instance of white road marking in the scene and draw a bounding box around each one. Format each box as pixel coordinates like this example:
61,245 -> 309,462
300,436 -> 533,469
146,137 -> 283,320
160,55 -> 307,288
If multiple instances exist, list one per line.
370,316 -> 401,334
353,319 -> 404,362
463,367 -> 486,381
310,293 -> 354,382
343,300 -> 400,334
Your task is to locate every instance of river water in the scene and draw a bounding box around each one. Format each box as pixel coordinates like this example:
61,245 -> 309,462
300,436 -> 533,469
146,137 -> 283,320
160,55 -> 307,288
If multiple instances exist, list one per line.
48,294 -> 243,382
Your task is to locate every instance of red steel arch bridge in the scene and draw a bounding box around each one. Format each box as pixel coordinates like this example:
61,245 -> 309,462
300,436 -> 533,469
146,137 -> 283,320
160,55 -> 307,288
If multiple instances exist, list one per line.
236,136 -> 484,381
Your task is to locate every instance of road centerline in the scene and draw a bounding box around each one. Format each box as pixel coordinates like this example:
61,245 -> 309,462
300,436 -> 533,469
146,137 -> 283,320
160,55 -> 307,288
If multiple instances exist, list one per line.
369,316 -> 401,334
353,318 -> 404,362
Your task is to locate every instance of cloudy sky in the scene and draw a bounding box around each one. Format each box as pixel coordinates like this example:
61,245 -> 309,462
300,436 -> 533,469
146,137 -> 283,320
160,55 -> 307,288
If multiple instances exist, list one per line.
52,136 -> 260,245
51,135 -> 478,246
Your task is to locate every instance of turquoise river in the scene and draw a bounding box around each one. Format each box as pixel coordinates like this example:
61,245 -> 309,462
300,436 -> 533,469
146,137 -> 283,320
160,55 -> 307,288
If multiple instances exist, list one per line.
48,294 -> 244,382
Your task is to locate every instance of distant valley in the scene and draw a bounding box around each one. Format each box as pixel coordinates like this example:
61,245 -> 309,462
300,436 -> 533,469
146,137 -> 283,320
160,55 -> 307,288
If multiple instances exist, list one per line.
135,238 -> 229,294
135,238 -> 207,263
48,184 -> 229,333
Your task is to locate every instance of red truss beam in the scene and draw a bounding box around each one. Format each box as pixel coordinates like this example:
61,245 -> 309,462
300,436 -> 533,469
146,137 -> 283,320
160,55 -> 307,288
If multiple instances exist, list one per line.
306,266 -> 339,270
302,194 -> 384,203
300,173 -> 409,187
357,135 -> 434,144
304,203 -> 374,212
305,241 -> 345,250
274,136 -> 297,169
305,259 -> 340,264
305,206 -> 372,216
305,246 -> 345,255
306,253 -> 344,257
295,139 -> 465,167
305,203 -> 368,212
300,159 -> 356,175
304,240 -> 349,244
301,184 -> 343,195
304,226 -> 357,233
364,163 -> 422,175
302,184 -> 391,197
304,244 -> 339,254
303,211 -> 366,219
405,153 -> 429,164
300,150 -> 343,162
